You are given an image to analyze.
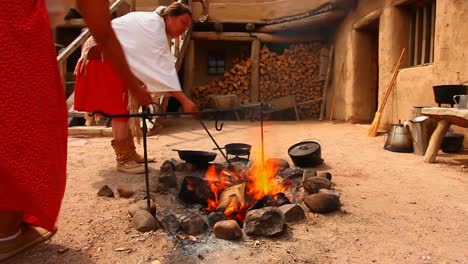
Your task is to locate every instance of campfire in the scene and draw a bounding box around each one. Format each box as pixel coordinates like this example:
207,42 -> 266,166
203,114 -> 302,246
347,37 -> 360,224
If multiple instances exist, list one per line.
180,149 -> 296,224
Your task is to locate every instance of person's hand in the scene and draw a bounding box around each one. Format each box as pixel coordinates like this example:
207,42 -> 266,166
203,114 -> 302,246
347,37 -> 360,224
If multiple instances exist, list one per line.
182,100 -> 199,119
132,85 -> 154,106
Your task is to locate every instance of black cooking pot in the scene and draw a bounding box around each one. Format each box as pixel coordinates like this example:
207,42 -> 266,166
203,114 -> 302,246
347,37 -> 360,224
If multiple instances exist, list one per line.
288,140 -> 323,168
433,85 -> 468,107
441,132 -> 464,153
216,143 -> 252,156
172,149 -> 217,164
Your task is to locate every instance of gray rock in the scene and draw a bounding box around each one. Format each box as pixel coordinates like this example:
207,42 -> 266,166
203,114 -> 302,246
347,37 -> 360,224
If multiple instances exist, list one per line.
213,220 -> 243,240
159,171 -> 177,188
159,161 -> 177,188
180,211 -> 207,235
317,171 -> 332,181
244,207 -> 286,237
319,189 -> 340,198
302,169 -> 317,180
279,204 -> 305,223
132,210 -> 158,232
156,209 -> 180,234
266,158 -> 290,172
128,199 -> 156,216
279,168 -> 304,180
207,212 -> 226,228
161,160 -> 176,172
304,193 -> 341,213
303,177 -> 332,194
97,185 -> 114,197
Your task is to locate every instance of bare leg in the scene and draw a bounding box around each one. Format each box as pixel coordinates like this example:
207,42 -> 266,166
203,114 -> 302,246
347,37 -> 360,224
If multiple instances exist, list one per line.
0,211 -> 22,238
111,120 -> 129,140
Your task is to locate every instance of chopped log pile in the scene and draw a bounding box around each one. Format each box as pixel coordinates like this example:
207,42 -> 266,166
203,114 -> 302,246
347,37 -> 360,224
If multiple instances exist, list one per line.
192,58 -> 252,108
260,43 -> 324,118
192,42 -> 325,118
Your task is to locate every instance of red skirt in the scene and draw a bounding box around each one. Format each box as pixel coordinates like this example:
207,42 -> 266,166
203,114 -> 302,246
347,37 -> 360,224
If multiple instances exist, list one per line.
0,1 -> 67,232
74,60 -> 129,119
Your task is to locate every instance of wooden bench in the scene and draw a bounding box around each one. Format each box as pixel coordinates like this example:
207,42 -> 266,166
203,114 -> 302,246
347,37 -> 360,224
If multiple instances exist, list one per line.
263,95 -> 300,121
421,107 -> 468,163
210,94 -> 241,120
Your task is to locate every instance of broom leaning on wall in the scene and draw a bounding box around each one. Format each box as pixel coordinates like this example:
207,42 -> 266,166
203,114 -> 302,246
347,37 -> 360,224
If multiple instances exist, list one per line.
368,48 -> 406,137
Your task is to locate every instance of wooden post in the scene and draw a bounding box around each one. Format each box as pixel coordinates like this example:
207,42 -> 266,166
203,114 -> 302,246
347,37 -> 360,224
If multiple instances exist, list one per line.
175,37 -> 180,58
183,40 -> 195,99
424,120 -> 451,163
319,45 -> 334,120
250,38 -> 260,103
59,61 -> 67,92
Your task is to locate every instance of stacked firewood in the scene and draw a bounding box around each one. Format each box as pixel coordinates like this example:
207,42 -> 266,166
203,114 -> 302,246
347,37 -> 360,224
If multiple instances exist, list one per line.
259,43 -> 324,117
191,42 -> 324,117
192,58 -> 252,108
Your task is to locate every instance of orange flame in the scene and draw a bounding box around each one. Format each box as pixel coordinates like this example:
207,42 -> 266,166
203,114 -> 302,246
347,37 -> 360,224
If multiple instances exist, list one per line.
246,150 -> 285,201
203,149 -> 285,222
204,165 -> 229,211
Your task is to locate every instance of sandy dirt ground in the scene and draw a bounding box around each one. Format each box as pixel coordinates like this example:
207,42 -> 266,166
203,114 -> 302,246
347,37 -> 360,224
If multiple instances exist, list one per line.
5,118 -> 468,264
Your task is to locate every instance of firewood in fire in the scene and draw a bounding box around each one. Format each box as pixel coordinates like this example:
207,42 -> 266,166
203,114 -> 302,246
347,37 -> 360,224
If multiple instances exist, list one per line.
216,183 -> 250,218
249,193 -> 291,211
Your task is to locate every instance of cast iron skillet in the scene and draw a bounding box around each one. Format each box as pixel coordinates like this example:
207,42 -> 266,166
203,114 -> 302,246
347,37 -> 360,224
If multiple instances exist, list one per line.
172,149 -> 217,164
214,143 -> 252,156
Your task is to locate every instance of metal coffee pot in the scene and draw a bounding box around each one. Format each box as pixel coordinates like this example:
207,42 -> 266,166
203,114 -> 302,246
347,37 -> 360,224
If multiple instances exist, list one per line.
384,122 -> 413,153
453,95 -> 468,109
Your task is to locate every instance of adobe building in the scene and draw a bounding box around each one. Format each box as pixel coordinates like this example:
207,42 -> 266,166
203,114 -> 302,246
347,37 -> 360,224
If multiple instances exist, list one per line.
182,0 -> 467,138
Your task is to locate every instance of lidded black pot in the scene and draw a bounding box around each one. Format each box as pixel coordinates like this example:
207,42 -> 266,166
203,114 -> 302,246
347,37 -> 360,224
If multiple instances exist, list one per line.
288,140 -> 323,168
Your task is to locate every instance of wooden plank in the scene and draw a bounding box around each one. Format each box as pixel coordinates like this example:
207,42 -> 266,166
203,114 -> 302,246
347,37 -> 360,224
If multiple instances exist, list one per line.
191,32 -> 325,42
353,9 -> 382,30
183,40 -> 195,99
175,26 -> 193,71
429,0 -> 436,62
409,12 -> 415,65
208,0 -> 330,23
421,6 -> 428,64
257,11 -> 347,33
250,39 -> 261,103
414,9 -> 421,65
319,45 -> 334,120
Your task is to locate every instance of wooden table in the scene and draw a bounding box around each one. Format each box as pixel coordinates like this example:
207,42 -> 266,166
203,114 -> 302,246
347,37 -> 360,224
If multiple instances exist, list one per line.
421,107 -> 468,163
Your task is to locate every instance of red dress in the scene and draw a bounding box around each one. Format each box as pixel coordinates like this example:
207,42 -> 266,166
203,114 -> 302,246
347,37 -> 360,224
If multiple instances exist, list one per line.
0,0 -> 67,232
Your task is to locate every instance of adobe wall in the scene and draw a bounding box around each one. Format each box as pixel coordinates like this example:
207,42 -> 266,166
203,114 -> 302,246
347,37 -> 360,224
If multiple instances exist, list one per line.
330,0 -> 467,144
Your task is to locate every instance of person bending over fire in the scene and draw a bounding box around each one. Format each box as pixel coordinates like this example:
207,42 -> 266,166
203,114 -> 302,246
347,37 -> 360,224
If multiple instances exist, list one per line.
74,2 -> 198,174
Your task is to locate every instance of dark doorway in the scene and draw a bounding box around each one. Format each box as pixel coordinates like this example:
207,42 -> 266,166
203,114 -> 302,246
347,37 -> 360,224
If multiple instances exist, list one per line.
352,18 -> 380,123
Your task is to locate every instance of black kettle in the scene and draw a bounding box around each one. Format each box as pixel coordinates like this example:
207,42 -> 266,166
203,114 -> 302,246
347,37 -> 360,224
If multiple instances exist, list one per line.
384,122 -> 413,153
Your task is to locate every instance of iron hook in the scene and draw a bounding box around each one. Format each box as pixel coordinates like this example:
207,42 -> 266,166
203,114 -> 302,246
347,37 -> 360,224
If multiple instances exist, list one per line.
214,112 -> 224,131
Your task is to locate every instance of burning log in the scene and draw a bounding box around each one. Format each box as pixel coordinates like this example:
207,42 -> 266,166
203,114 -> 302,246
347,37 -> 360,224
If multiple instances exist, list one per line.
216,183 -> 250,219
179,176 -> 215,205
249,192 -> 291,211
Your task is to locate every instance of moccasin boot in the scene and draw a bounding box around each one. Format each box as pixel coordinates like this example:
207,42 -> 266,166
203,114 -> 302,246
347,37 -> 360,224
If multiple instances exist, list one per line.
111,139 -> 145,174
127,132 -> 156,163
0,224 -> 56,262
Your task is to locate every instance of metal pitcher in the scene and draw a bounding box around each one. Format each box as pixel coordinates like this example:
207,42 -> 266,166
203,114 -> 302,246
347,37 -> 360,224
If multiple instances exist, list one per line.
408,116 -> 436,155
453,95 -> 468,109
384,123 -> 413,153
